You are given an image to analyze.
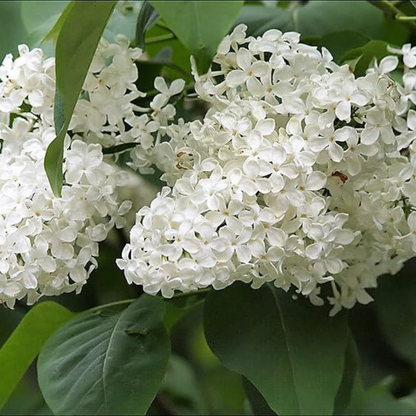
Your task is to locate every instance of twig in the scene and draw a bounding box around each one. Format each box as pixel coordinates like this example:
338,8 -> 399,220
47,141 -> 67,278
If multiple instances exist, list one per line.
369,0 -> 416,30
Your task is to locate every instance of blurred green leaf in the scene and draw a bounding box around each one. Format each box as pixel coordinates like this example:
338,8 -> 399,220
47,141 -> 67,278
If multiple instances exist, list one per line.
0,2 -> 28,61
161,355 -> 209,414
204,283 -> 349,415
296,1 -> 384,40
341,40 -> 391,76
0,302 -> 73,411
234,5 -> 293,36
150,0 -> 244,73
21,1 -> 139,53
334,334 -> 365,415
136,1 -> 158,49
362,379 -> 416,415
382,14 -> 411,46
38,295 -> 170,415
44,1 -> 116,197
411,1 -> 416,11
164,292 -> 208,331
317,31 -> 370,63
236,1 -> 384,42
104,1 -> 141,43
243,378 -> 276,416
41,2 -> 73,45
1,374 -> 52,416
375,271 -> 416,368
145,25 -> 192,79
21,1 -> 68,50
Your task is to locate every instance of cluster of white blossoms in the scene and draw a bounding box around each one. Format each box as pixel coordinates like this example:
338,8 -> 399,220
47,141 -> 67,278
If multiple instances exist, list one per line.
118,24 -> 416,314
0,36 -> 183,307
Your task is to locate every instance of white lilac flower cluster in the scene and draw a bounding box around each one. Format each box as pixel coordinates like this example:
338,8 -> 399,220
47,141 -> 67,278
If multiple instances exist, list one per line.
0,36 -> 183,308
118,24 -> 416,314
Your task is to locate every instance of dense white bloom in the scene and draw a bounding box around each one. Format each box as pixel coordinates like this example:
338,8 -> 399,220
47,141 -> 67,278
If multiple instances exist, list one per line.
0,35 -> 181,307
119,25 -> 416,314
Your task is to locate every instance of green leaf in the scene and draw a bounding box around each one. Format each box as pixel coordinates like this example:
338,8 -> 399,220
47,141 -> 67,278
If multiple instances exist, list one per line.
204,283 -> 349,415
411,1 -> 416,10
44,1 -> 116,197
362,379 -> 416,415
341,40 -> 391,76
145,25 -> 192,79
0,2 -> 28,61
104,1 -> 142,44
161,355 -> 209,414
236,1 -> 383,41
42,2 -> 73,45
295,1 -> 384,40
136,1 -> 159,49
243,378 -> 276,415
150,0 -> 244,73
317,31 -> 370,64
164,291 -> 208,331
234,5 -> 293,37
375,271 -> 416,367
21,1 -> 138,52
38,295 -> 170,415
0,302 -> 73,411
334,334 -> 365,415
21,1 -> 69,50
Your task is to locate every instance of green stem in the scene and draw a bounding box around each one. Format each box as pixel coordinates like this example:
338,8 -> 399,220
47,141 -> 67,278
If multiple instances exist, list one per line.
369,0 -> 416,30
397,15 -> 416,21
86,298 -> 135,314
85,288 -> 211,314
145,33 -> 175,44
168,288 -> 211,300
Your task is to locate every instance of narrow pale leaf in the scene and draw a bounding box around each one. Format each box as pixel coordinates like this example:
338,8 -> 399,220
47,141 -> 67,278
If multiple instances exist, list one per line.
334,334 -> 364,415
136,1 -> 159,49
0,302 -> 73,411
44,1 -> 116,196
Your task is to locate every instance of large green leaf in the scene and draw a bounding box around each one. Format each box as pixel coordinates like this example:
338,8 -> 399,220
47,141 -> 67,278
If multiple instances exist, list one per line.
0,302 -> 73,411
44,1 -> 116,197
38,295 -> 170,415
149,0 -> 244,73
204,283 -> 349,415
